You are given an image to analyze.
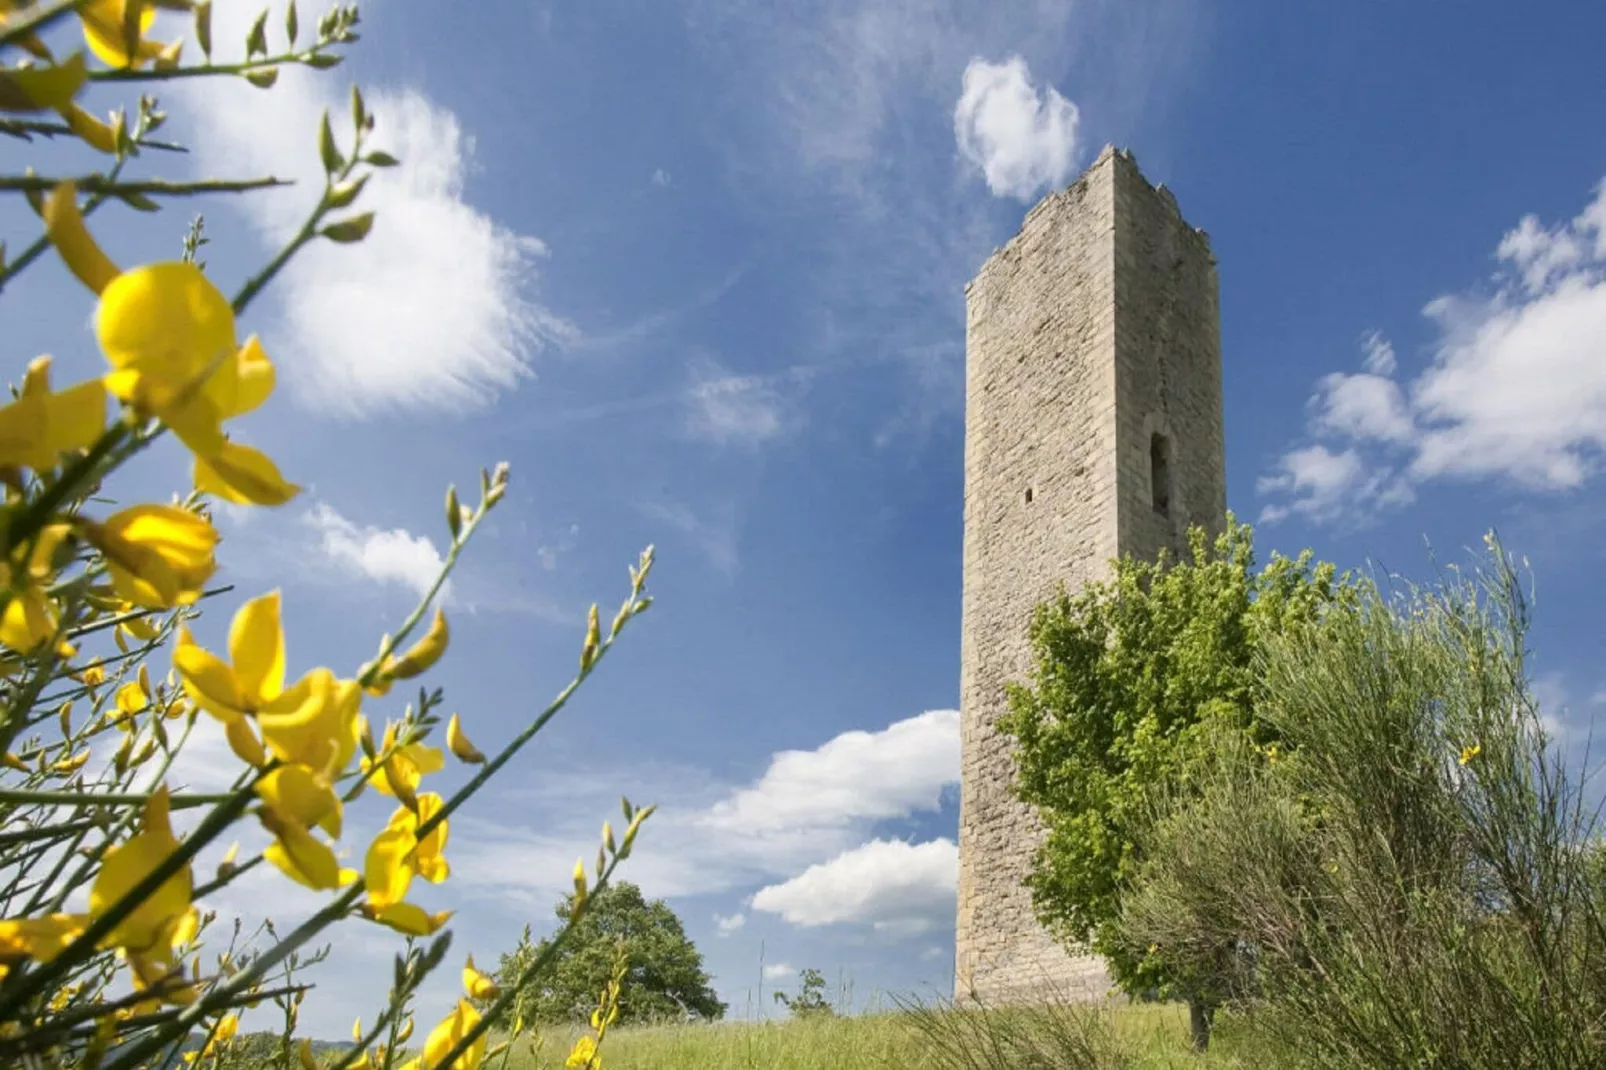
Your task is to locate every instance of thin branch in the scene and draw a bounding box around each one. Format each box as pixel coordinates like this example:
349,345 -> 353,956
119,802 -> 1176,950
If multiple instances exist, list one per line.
0,118 -> 186,152
0,788 -> 239,810
0,0 -> 86,50
0,174 -> 288,197
87,48 -> 340,83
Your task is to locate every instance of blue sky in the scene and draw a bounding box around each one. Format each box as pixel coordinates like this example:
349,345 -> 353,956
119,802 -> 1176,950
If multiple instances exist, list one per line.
9,0 -> 1606,1037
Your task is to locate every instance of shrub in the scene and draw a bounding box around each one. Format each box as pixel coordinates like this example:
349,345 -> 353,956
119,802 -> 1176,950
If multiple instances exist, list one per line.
1119,536 -> 1606,1067
1000,517 -> 1348,1047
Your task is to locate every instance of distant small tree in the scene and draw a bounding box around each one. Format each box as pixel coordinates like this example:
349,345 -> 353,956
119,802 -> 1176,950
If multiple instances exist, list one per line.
492,881 -> 726,1026
773,968 -> 835,1018
999,516 -> 1349,1050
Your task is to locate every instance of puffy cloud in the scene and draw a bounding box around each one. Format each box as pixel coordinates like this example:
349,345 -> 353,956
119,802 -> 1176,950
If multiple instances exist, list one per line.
180,2 -> 571,417
1262,177 -> 1606,523
450,710 -> 960,911
751,838 -> 958,934
954,56 -> 1080,201
1256,445 -> 1411,525
699,709 -> 959,836
304,502 -> 446,599
762,963 -> 795,980
715,912 -> 747,935
1309,371 -> 1414,444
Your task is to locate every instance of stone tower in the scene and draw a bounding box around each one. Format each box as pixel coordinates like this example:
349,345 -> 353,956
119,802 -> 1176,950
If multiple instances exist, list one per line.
955,146 -> 1227,1005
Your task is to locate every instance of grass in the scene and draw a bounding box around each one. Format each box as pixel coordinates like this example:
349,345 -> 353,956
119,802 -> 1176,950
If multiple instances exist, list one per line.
498,1002 -> 1275,1070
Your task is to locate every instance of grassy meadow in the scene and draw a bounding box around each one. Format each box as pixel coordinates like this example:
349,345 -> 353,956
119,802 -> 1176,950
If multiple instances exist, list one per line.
500,1002 -> 1273,1070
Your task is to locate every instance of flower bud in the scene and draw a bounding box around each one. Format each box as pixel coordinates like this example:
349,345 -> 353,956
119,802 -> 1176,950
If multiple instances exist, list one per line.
388,608 -> 448,679
463,956 -> 500,1001
446,713 -> 485,764
445,485 -> 462,540
580,604 -> 600,672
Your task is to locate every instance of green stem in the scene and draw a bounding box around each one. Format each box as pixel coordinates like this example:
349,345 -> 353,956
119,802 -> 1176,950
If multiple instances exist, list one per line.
419,855 -> 631,1070
0,117 -> 186,152
414,624 -> 628,843
0,773 -> 261,1016
0,788 -> 237,810
0,174 -> 287,196
3,423 -> 129,562
359,507 -> 489,691
230,221 -> 316,316
0,815 -> 99,848
0,0 -> 86,50
100,879 -> 368,1070
232,104 -> 371,315
190,851 -> 264,901
34,713 -> 199,917
87,47 -> 340,82
65,586 -> 228,640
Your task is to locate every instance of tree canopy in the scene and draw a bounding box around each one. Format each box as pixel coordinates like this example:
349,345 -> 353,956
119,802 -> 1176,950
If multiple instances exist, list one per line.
999,517 -> 1349,1024
493,881 -> 726,1026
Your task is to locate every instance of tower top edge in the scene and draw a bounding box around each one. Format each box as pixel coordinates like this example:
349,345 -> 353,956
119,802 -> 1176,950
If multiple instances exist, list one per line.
963,145 -> 1214,294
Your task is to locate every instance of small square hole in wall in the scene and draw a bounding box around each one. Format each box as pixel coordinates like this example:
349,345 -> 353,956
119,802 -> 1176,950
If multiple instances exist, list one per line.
1024,487 -> 1035,504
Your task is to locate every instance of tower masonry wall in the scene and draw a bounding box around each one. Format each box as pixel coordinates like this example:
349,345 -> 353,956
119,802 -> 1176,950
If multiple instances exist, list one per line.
955,145 -> 1226,1006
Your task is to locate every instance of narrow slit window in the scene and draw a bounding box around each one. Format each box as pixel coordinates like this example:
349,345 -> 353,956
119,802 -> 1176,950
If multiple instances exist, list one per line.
1024,487 -> 1034,504
1150,433 -> 1172,515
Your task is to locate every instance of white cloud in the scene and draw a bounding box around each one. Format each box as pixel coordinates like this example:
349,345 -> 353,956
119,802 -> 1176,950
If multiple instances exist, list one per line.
652,168 -> 673,187
1262,177 -> 1606,523
1361,329 -> 1398,375
954,55 -> 1080,201
180,3 -> 571,417
685,2 -> 1202,445
304,502 -> 446,599
762,963 -> 795,981
682,358 -> 798,447
1310,371 -> 1414,443
751,838 -> 957,933
699,709 -> 959,836
715,912 -> 747,935
1256,444 -> 1411,526
450,710 -> 960,913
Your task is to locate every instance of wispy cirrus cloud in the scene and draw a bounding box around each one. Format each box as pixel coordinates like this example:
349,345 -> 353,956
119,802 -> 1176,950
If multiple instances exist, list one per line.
682,358 -> 812,447
638,499 -> 741,578
685,0 -> 1207,444
303,502 -> 447,601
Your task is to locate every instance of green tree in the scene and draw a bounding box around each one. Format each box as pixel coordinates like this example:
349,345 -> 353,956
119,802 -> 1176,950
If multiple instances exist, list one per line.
493,881 -> 726,1026
1121,537 -> 1606,1068
773,967 -> 835,1018
999,516 -> 1348,1049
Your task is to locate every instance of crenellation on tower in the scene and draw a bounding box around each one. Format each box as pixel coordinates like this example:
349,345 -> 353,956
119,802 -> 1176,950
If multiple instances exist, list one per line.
955,146 -> 1226,1006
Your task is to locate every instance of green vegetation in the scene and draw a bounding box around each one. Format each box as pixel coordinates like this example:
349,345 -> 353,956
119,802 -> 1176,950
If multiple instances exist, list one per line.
773,968 -> 836,1019
491,882 -> 726,1028
494,1002 -> 1268,1069
1116,537 -> 1606,1067
999,517 -> 1348,1045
